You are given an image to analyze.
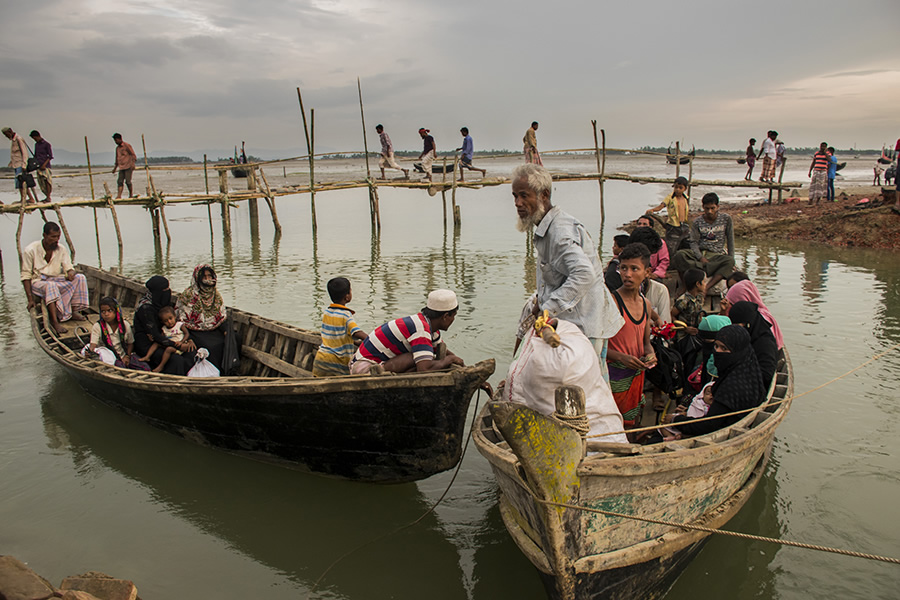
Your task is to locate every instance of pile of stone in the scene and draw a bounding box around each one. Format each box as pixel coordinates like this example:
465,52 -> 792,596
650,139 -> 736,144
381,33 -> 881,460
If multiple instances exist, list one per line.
0,556 -> 138,600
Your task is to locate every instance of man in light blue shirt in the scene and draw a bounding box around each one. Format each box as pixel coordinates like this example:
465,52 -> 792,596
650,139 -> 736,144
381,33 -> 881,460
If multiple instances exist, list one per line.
456,127 -> 486,182
512,164 -> 624,380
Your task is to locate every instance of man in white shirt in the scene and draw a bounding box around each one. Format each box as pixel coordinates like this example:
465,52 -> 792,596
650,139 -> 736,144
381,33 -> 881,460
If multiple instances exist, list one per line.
757,130 -> 778,183
20,222 -> 89,334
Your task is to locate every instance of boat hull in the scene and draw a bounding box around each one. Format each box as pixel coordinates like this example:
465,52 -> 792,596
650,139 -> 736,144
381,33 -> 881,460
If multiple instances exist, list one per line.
32,265 -> 494,483
474,354 -> 791,599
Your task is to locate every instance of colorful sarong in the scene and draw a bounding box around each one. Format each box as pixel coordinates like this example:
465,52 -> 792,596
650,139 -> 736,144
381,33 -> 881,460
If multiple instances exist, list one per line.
809,171 -> 828,202
31,274 -> 89,322
607,362 -> 645,426
524,145 -> 543,166
761,156 -> 776,180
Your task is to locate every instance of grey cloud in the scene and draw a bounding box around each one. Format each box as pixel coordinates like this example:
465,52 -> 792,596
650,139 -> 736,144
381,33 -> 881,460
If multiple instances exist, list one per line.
77,37 -> 184,66
822,69 -> 896,78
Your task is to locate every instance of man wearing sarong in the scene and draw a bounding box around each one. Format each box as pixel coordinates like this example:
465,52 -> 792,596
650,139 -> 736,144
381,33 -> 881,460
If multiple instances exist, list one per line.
375,124 -> 408,179
807,142 -> 829,205
30,130 -> 53,203
511,163 -> 623,381
523,121 -> 542,165
21,221 -> 89,335
758,130 -> 778,183
417,127 -> 436,182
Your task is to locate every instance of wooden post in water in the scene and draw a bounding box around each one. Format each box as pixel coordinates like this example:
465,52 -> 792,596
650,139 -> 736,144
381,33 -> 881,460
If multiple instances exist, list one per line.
141,134 -> 171,243
356,77 -> 380,232
777,157 -> 787,203
296,87 -> 317,235
84,136 -> 101,259
203,154 -> 209,194
687,153 -> 694,198
675,142 -> 681,179
218,168 -> 232,238
591,121 -> 606,224
258,168 -> 283,234
15,195 -> 25,270
451,156 -> 461,228
102,182 -> 124,256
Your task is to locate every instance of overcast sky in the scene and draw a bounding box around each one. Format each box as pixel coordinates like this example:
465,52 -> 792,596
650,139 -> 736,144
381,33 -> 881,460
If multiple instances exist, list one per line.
3,0 -> 898,156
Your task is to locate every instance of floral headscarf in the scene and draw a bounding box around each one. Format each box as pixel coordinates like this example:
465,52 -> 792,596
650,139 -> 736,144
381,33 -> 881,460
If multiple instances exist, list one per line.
176,264 -> 226,331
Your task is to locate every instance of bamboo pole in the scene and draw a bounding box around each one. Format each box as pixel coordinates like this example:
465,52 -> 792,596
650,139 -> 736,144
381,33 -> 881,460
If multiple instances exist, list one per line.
53,205 -> 76,262
84,136 -> 101,259
356,77 -> 379,231
296,87 -> 317,234
258,168 -> 283,234
451,156 -> 458,228
688,153 -> 694,198
675,142 -> 681,178
142,134 -> 171,243
102,182 -> 124,255
218,168 -> 232,238
203,154 -> 209,194
777,157 -> 787,203
15,195 -> 25,270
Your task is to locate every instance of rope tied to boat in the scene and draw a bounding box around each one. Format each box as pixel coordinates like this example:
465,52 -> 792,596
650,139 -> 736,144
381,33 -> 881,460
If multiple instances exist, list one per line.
521,486 -> 900,566
551,410 -> 590,435
586,340 -> 900,441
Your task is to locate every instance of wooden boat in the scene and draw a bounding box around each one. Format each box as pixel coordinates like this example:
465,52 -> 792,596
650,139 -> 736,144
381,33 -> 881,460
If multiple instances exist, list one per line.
836,162 -> 846,172
665,146 -> 695,165
877,146 -> 894,165
231,166 -> 250,178
413,161 -> 455,174
31,264 -> 494,483
474,351 -> 792,599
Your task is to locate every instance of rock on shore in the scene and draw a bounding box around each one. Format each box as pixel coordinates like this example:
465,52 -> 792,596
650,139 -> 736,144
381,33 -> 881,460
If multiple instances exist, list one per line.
0,556 -> 138,600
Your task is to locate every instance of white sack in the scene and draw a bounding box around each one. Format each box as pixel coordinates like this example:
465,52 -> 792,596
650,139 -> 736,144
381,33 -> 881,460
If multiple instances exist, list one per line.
505,320 -> 628,444
187,347 -> 220,378
81,345 -> 116,365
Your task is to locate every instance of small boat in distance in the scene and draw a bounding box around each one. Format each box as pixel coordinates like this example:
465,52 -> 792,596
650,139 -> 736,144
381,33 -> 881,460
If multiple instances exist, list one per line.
877,145 -> 894,165
665,145 -> 695,165
31,265 -> 494,483
232,141 -> 251,177
474,352 -> 792,600
413,161 -> 455,174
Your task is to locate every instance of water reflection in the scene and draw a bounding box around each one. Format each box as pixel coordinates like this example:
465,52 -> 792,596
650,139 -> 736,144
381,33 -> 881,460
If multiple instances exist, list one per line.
38,373 -> 470,599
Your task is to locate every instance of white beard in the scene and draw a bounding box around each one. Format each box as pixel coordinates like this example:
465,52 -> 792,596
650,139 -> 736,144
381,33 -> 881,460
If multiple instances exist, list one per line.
515,205 -> 547,232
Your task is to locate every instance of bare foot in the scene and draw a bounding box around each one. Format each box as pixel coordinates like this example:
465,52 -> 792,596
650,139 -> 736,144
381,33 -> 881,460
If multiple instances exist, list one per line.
377,176 -> 386,180
403,169 -> 409,178
52,323 -> 68,335
152,366 -> 164,373
70,313 -> 87,322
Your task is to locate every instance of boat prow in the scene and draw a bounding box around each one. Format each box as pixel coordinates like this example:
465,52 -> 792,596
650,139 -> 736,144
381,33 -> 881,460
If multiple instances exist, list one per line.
474,353 -> 793,599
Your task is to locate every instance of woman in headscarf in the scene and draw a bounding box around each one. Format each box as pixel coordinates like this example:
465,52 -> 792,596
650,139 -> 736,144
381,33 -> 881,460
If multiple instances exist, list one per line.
697,314 -> 731,387
133,275 -> 196,375
727,300 -> 779,390
723,273 -> 784,349
668,324 -> 766,437
176,264 -> 228,371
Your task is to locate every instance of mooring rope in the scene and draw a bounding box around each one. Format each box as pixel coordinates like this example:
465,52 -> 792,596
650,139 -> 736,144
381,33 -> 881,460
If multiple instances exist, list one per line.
506,341 -> 900,566
521,487 -> 900,566
587,340 -> 900,440
305,387 -> 484,599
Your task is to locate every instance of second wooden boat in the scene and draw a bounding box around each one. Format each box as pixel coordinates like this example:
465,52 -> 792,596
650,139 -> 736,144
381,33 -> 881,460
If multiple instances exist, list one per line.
32,265 -> 494,483
474,352 -> 792,599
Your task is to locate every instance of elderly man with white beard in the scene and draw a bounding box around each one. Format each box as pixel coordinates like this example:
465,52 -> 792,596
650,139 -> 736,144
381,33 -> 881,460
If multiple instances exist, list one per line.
511,163 -> 623,381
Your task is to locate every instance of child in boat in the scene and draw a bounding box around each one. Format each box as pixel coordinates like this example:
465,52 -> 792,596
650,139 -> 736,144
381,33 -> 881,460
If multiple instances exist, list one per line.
604,234 -> 631,291
312,277 -> 367,376
139,306 -> 190,373
606,243 -> 656,429
89,296 -> 136,367
671,268 -> 706,339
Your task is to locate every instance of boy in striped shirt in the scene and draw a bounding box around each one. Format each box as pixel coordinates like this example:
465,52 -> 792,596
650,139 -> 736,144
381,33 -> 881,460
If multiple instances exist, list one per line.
312,277 -> 367,376
350,289 -> 465,375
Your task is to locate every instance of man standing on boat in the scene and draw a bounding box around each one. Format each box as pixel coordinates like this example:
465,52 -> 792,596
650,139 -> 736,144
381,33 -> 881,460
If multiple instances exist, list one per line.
511,163 -> 623,380
523,121 -> 542,165
20,221 -> 89,335
111,133 -> 137,199
375,124 -> 409,179
418,128 -> 436,182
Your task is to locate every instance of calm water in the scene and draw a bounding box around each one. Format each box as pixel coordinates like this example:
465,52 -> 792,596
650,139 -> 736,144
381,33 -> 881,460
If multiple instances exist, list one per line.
1,160 -> 899,599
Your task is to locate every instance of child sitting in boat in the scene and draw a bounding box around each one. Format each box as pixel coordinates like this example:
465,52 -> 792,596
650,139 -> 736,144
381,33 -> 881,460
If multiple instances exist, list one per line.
312,277 -> 367,376
139,306 -> 190,373
89,296 -> 143,369
603,234 -> 630,291
662,382 -> 714,441
606,243 -> 656,429
671,268 -> 706,338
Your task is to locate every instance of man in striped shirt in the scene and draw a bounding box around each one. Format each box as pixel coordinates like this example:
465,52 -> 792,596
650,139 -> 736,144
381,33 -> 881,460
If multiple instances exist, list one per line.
350,289 -> 465,375
807,142 -> 830,205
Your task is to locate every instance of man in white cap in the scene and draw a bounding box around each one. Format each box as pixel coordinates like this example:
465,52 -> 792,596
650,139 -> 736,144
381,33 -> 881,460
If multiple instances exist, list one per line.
350,289 -> 465,374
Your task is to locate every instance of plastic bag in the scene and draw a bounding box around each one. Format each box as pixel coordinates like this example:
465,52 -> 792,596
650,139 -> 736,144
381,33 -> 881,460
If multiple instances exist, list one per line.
188,347 -> 220,378
505,320 -> 628,444
81,345 -> 116,365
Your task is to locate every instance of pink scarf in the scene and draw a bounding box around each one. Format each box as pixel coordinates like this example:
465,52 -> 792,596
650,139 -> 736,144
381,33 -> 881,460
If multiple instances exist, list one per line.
725,280 -> 784,349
